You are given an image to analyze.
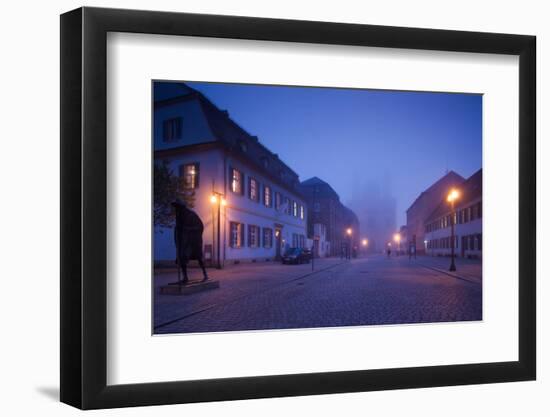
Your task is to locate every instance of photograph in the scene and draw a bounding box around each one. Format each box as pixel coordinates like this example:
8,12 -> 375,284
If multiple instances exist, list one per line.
152,80 -> 483,335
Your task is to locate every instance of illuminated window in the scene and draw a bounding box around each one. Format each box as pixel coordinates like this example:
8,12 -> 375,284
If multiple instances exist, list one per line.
231,168 -> 244,195
180,163 -> 199,189
300,205 -> 305,220
264,185 -> 272,207
293,201 -> 298,217
229,222 -> 244,248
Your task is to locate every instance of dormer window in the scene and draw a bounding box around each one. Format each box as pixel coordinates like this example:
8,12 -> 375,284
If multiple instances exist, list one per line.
162,117 -> 182,142
261,156 -> 269,168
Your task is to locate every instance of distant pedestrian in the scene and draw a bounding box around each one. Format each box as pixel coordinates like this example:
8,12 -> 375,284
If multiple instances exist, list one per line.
387,248 -> 391,258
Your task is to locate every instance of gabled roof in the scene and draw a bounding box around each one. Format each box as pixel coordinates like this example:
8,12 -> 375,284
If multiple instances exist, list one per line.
154,82 -> 302,194
425,169 -> 482,223
406,170 -> 465,213
154,82 -> 194,101
300,177 -> 340,200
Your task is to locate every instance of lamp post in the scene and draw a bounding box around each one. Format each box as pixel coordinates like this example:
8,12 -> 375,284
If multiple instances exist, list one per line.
210,192 -> 226,269
447,188 -> 460,272
346,228 -> 352,259
361,238 -> 368,258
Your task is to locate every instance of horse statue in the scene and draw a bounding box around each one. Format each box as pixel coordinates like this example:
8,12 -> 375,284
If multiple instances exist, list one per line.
172,198 -> 209,284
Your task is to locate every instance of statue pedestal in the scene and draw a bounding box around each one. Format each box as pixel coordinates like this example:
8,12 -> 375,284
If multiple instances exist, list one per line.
160,280 -> 220,295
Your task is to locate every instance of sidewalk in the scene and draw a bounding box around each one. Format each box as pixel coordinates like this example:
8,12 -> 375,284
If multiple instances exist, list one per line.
154,257 -> 347,329
411,255 -> 482,284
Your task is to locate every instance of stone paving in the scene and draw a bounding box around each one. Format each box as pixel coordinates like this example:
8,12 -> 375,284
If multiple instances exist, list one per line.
411,255 -> 482,283
154,257 -> 346,329
154,254 -> 482,334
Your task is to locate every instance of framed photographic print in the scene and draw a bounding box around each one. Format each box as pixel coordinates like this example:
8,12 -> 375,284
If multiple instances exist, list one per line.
60,6 -> 536,409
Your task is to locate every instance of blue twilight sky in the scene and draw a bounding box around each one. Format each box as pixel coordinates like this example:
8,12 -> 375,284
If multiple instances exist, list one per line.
186,81 -> 482,226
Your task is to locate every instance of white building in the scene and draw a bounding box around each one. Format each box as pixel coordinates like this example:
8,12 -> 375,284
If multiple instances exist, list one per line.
309,223 -> 330,258
424,169 -> 482,259
154,82 -> 308,266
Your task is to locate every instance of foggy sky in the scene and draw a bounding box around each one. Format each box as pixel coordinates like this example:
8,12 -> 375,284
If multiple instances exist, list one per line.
186,81 -> 482,226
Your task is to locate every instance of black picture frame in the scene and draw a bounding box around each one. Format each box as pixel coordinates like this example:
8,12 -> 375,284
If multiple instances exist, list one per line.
60,6 -> 536,410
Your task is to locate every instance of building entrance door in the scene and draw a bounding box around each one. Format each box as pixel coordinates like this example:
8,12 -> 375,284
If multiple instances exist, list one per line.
275,226 -> 283,260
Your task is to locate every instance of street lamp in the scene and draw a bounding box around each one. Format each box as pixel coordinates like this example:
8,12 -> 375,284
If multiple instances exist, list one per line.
393,233 -> 401,256
210,192 -> 226,269
447,188 -> 460,272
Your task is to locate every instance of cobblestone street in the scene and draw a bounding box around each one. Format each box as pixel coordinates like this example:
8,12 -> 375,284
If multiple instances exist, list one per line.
154,255 -> 482,334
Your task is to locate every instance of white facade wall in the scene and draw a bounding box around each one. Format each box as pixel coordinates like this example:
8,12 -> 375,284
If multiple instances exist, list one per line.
222,155 -> 308,263
154,148 -> 225,263
311,223 -> 330,258
424,198 -> 482,258
154,149 -> 308,264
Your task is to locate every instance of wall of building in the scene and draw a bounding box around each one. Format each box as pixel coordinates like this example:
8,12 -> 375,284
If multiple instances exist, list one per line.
154,98 -> 217,151
154,148 -> 225,263
222,155 -> 308,262
154,149 -> 308,265
406,172 -> 464,254
425,198 -> 482,258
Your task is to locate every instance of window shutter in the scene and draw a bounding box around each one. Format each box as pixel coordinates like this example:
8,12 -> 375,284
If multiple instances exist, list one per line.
194,163 -> 200,188
163,120 -> 169,141
175,117 -> 182,139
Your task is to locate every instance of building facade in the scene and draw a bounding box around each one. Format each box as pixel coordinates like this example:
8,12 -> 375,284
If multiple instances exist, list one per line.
301,177 -> 360,257
308,223 -> 331,258
154,82 -> 308,266
424,169 -> 482,258
406,171 -> 465,255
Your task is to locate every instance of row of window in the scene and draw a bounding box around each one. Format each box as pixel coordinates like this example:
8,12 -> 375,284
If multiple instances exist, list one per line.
427,236 -> 458,250
426,233 -> 482,251
228,222 -> 307,250
175,163 -> 305,220
425,201 -> 482,233
230,167 -> 305,219
229,222 -> 273,249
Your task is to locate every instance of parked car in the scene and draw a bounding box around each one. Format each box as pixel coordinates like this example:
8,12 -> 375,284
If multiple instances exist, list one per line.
281,247 -> 311,264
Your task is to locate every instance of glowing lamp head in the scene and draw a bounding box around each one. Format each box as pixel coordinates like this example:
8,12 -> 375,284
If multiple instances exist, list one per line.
362,239 -> 368,246
393,233 -> 401,243
210,195 -> 218,204
346,228 -> 352,236
447,189 -> 460,203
